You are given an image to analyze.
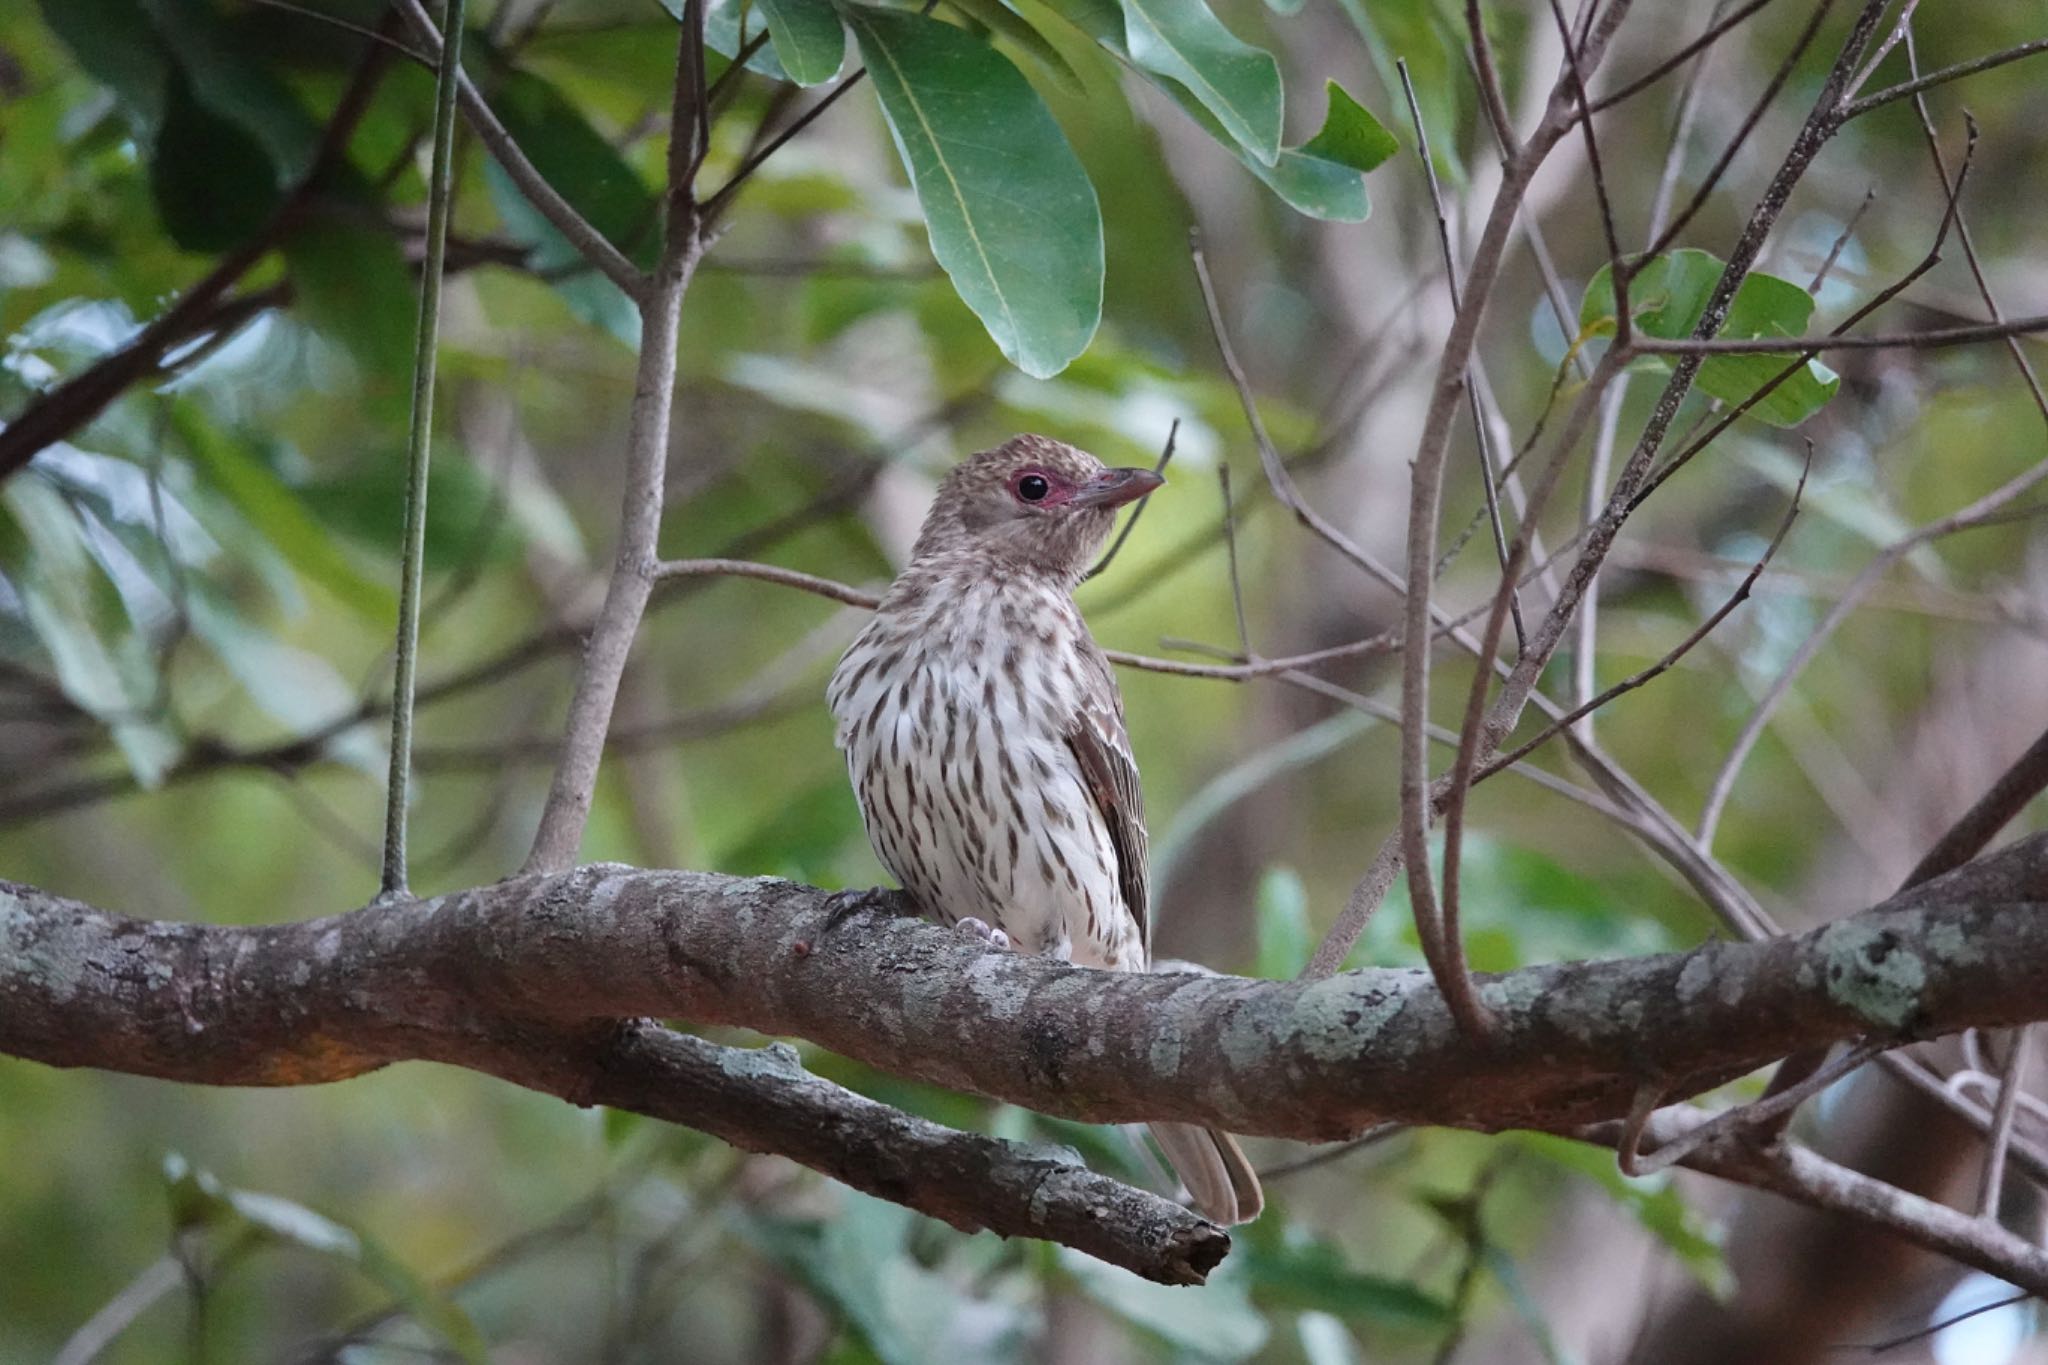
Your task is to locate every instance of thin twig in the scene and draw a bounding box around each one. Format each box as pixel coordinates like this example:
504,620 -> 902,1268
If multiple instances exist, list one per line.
1218,466 -> 1253,658
1398,57 -> 1525,651
520,25 -> 709,873
702,72 -> 870,226
1586,0 -> 1777,114
1634,313 -> 2048,354
379,0 -> 467,899
1464,0 -> 1518,160
1477,442 -> 1809,782
1840,33 -> 2048,121
1642,0 -> 1839,262
1978,1027 -> 2033,1220
394,0 -> 642,297
1808,187 -> 1877,291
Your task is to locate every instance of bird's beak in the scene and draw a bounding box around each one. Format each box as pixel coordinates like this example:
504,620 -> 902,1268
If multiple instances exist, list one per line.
1069,466 -> 1164,510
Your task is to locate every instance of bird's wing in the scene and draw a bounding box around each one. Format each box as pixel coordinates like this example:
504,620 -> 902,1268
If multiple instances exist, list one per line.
1065,650 -> 1150,959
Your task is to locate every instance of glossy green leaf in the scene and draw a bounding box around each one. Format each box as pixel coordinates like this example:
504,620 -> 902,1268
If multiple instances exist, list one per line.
746,1193 -> 1033,1365
2,478 -> 178,787
282,219 -> 417,388
1118,0 -> 1282,164
1580,249 -> 1841,427
490,70 -> 659,268
1331,0 -> 1464,185
146,0 -> 320,180
845,5 -> 1103,378
1152,76 -> 1391,221
945,0 -> 1087,92
161,1155 -> 485,1364
300,446 -> 514,573
1300,81 -> 1398,174
757,0 -> 846,84
482,160 -> 640,347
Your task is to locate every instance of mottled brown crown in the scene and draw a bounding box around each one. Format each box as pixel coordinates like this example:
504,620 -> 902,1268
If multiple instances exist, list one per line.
909,435 -> 1133,585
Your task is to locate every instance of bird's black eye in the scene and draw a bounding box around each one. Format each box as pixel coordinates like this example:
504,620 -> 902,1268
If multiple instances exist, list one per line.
1017,474 -> 1050,502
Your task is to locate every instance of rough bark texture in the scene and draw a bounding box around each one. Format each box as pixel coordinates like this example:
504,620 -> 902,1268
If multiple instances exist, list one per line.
6,834 -> 2047,1133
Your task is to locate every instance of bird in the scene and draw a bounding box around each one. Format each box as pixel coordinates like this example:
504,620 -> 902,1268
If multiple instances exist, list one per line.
826,433 -> 1263,1225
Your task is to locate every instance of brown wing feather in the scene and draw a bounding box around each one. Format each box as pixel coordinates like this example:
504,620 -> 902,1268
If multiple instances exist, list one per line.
1065,651 -> 1149,960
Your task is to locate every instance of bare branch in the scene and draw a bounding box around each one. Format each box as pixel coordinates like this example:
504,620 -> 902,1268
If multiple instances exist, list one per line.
520,27 -> 710,874
1841,34 -> 2048,121
393,0 -> 642,298
1631,313 -> 2048,354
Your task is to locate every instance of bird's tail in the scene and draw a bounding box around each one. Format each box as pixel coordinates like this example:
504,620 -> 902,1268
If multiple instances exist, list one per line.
1147,1122 -> 1264,1225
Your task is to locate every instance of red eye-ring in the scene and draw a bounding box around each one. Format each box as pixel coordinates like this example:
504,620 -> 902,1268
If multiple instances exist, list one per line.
1016,473 -> 1051,502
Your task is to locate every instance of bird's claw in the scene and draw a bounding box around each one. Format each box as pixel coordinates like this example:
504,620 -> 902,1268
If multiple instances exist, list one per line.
955,917 -> 1011,951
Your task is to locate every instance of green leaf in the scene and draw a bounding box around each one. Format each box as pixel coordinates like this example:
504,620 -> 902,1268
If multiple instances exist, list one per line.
1150,76 -> 1390,221
184,588 -> 383,775
482,160 -> 640,347
489,69 -> 659,268
1061,1246 -> 1270,1360
1299,81 -> 1398,174
161,1155 -> 486,1364
701,0 -> 792,80
2,478 -> 179,786
1117,0 -> 1282,164
177,414 -> 397,621
282,219 -> 418,389
1237,1239 -> 1452,1329
36,0 -> 169,134
149,69 -> 281,252
745,1194 -> 1033,1365
944,0 -> 1086,92
1330,0 -> 1464,185
1579,249 -> 1841,428
845,5 -> 1103,378
300,445 -> 514,573
1253,865 -> 1311,978
757,0 -> 846,84
145,0 -> 321,181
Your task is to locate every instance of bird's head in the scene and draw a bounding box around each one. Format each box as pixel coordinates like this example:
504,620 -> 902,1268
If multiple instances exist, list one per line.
909,434 -> 1163,585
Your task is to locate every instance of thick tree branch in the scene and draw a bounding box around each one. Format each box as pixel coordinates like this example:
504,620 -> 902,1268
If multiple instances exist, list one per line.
9,835 -> 2048,1285
4,833 -> 2045,1141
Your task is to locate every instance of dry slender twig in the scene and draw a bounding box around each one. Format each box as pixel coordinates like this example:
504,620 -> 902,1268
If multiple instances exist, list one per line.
1475,443 -> 1809,783
1840,33 -> 2048,120
1585,0 -> 1776,114
1977,1026 -> 2033,1219
1641,0 -> 1838,261
1398,57 -> 1525,651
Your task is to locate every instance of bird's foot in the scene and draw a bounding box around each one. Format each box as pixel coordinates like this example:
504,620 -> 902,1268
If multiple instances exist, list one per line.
955,917 -> 1011,951
822,886 -> 902,932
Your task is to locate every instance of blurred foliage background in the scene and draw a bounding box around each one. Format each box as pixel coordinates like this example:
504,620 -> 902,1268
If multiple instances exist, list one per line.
4,0 -> 2048,1360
